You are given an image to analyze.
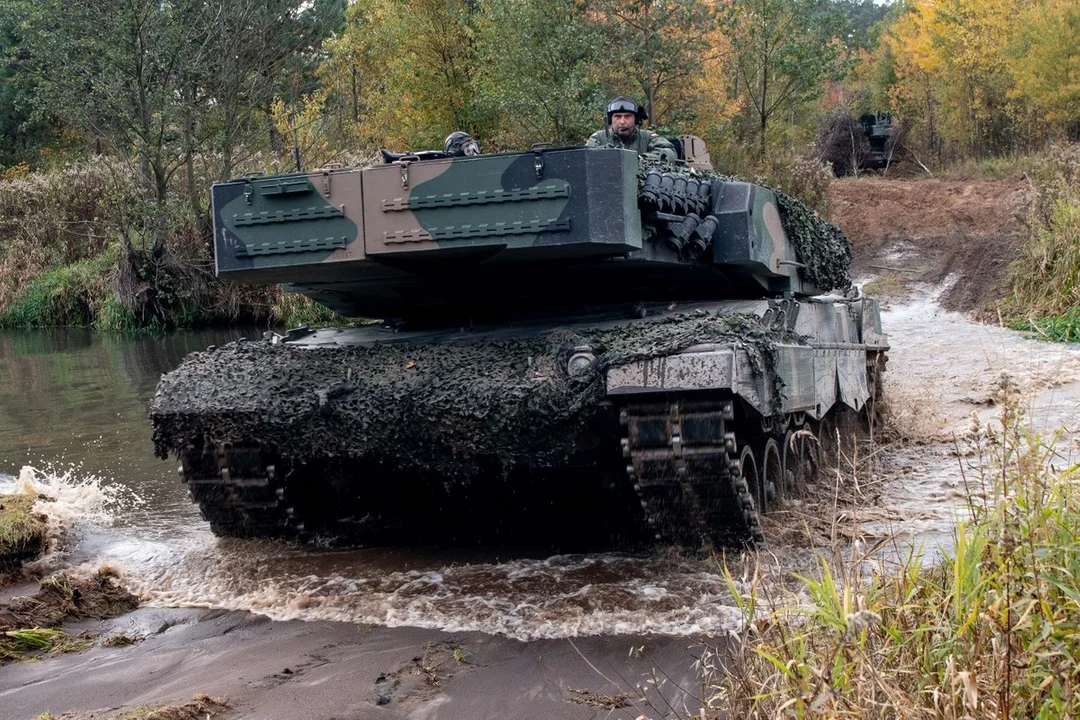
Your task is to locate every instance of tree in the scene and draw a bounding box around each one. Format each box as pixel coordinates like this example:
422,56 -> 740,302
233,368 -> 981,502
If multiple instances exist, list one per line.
475,0 -> 608,148
13,0 -> 215,234
10,0 -> 344,235
595,0 -> 723,128
882,0 -> 1016,159
0,13 -> 58,168
319,0 -> 484,152
723,0 -> 849,159
831,0 -> 889,53
1007,0 -> 1080,139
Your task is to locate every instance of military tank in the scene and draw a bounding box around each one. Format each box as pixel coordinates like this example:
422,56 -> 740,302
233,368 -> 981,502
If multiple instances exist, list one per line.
149,137 -> 888,550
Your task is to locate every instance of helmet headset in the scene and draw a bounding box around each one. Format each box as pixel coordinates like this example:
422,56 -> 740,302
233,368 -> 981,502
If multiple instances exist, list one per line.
444,131 -> 481,157
605,96 -> 648,127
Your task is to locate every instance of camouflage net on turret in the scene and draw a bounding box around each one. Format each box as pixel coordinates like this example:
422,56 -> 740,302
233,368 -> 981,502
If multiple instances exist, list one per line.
635,157 -> 852,292
151,311 -> 798,481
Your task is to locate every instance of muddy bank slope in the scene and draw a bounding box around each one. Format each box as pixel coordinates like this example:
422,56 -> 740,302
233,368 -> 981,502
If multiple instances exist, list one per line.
829,177 -> 1031,313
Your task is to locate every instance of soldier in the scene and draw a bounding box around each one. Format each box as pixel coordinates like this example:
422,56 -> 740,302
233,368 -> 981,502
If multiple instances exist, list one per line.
444,131 -> 481,157
585,96 -> 677,162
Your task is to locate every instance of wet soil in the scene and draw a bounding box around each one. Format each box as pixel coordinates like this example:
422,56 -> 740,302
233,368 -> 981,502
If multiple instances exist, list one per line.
0,493 -> 47,580
1,608 -> 707,720
829,177 -> 1032,313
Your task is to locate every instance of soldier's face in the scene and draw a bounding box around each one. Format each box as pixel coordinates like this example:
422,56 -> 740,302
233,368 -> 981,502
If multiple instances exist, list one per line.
611,112 -> 637,137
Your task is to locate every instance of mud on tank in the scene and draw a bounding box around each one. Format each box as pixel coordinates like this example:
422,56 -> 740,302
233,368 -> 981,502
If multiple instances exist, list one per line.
149,137 -> 889,551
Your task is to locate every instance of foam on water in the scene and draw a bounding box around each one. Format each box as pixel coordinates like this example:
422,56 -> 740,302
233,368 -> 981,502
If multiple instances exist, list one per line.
3,464 -> 757,640
126,544 -> 750,641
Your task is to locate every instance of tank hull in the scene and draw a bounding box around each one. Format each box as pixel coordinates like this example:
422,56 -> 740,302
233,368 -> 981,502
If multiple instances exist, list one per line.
150,296 -> 887,549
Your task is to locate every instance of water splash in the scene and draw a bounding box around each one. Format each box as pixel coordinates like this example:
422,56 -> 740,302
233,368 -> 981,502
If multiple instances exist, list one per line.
11,463 -> 143,573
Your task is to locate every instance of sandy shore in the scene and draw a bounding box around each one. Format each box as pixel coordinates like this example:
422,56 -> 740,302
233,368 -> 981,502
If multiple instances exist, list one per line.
0,607 -> 717,719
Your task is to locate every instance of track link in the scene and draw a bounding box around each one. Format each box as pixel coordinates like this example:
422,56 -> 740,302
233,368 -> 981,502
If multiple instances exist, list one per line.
620,400 -> 765,549
180,444 -> 300,539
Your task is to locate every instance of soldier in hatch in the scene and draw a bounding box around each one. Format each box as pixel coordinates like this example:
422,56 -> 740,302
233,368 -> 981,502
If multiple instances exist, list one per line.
444,131 -> 481,157
585,96 -> 677,161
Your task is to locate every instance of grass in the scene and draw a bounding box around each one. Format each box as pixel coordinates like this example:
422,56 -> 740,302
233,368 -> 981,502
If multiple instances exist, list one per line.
1005,306 -> 1080,344
0,493 -> 48,570
998,143 -> 1080,341
1,568 -> 140,665
0,251 -> 115,329
937,151 -> 1045,181
861,273 -> 910,300
695,383 -> 1080,719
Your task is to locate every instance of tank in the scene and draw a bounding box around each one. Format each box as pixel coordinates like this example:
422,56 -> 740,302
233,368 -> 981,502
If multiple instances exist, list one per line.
149,138 -> 888,550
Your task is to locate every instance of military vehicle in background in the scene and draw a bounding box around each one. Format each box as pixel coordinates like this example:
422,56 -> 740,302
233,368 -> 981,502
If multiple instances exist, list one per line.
858,112 -> 895,170
149,134 -> 888,551
818,110 -> 902,176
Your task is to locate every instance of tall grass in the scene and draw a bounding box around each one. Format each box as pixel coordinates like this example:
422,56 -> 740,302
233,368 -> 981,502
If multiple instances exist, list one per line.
0,158 -> 339,330
703,385 -> 1080,718
1000,143 -> 1080,342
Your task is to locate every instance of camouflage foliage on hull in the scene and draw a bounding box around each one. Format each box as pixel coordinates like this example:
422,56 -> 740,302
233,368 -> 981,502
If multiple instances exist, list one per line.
635,157 -> 853,292
150,310 -> 796,481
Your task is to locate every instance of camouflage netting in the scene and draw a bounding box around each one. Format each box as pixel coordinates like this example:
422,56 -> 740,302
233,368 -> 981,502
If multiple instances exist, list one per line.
151,311 -> 799,480
635,157 -> 852,292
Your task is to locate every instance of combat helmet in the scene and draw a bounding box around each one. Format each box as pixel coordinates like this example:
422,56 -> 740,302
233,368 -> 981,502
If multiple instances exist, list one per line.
605,96 -> 647,126
444,131 -> 481,157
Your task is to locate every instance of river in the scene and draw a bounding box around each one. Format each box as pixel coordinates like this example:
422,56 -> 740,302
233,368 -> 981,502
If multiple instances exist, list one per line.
3,285 -> 1079,642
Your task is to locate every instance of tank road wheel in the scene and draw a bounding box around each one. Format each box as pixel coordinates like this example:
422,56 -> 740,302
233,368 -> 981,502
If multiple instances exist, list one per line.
783,425 -> 821,493
739,444 -> 761,514
761,438 -> 783,510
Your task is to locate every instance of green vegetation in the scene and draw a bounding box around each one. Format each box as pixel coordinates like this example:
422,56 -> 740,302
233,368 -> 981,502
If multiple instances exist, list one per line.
0,493 -> 48,570
0,252 -> 115,329
1,628 -> 94,664
1000,144 -> 1080,343
702,388 -> 1080,718
0,0 -> 1076,329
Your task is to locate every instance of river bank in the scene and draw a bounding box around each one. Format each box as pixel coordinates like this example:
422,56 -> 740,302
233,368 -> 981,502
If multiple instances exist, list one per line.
2,606 -> 710,719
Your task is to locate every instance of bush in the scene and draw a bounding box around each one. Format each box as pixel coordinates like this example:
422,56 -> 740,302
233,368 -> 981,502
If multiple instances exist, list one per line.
0,251 -> 115,328
705,385 -> 1080,718
999,143 -> 1080,337
0,156 -> 320,330
756,153 -> 835,216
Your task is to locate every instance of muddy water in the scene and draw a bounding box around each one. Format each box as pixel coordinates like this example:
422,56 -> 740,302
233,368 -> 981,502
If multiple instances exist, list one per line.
4,288 -> 1079,641
857,278 -> 1080,555
0,327 -> 744,641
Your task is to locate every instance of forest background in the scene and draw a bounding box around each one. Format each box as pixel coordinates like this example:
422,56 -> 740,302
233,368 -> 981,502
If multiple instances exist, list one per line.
0,0 -> 1076,331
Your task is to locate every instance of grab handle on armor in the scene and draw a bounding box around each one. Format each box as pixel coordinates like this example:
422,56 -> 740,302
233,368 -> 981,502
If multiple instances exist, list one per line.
394,156 -> 420,188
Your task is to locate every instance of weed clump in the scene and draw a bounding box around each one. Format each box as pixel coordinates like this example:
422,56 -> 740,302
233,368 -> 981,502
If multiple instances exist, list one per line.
34,693 -> 230,720
0,493 -> 48,576
0,568 -> 139,665
704,384 -> 1080,718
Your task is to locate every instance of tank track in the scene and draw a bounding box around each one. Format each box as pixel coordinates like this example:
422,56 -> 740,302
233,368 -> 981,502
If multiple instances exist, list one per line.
179,444 -> 300,539
619,399 -> 765,549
